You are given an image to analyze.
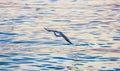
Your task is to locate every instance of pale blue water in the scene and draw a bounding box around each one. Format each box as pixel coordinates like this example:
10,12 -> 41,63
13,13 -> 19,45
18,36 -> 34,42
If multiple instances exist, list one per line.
0,0 -> 120,71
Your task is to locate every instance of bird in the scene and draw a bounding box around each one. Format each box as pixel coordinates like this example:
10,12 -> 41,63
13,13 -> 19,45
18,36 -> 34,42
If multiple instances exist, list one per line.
44,28 -> 73,44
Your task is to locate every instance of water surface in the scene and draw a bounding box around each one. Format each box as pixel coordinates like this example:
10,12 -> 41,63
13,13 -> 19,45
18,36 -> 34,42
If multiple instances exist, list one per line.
0,0 -> 120,71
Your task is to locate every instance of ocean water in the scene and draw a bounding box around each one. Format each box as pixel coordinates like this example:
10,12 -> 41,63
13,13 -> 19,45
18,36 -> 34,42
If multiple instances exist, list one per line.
0,0 -> 120,71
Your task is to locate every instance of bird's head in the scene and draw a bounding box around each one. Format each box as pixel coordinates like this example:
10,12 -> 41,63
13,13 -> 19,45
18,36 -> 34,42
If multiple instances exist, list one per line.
44,28 -> 49,31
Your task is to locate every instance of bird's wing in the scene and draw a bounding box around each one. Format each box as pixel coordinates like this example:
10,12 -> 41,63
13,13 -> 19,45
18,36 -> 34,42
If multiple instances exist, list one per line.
44,28 -> 56,32
61,33 -> 73,44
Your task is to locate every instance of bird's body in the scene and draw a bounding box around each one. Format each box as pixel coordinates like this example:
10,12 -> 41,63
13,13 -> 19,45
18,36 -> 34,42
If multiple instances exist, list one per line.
45,28 -> 73,44
54,32 -> 61,37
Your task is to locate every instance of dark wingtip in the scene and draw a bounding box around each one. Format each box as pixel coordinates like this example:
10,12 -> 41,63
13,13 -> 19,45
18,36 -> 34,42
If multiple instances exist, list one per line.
69,42 -> 73,45
44,27 -> 47,30
44,27 -> 49,31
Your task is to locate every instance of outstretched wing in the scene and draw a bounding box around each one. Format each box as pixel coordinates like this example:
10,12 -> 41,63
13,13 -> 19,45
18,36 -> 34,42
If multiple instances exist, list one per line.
44,28 -> 56,32
45,28 -> 61,37
60,32 -> 73,44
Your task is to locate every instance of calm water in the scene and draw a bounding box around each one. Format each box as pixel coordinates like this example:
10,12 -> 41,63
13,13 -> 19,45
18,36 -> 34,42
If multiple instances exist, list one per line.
0,0 -> 120,71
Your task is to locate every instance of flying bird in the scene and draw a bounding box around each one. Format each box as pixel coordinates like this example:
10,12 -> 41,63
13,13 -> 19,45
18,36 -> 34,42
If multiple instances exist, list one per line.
44,28 -> 73,44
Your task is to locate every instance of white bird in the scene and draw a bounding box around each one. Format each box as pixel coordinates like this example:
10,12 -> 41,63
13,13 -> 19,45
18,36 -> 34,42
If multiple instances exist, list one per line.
44,28 -> 73,44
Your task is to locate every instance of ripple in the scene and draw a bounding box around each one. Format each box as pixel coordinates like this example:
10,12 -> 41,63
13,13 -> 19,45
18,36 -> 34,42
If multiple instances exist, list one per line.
40,68 -> 49,70
74,64 -> 84,66
43,42 -> 59,44
69,0 -> 77,2
114,68 -> 120,71
0,18 -> 32,25
31,65 -> 44,67
75,43 -> 90,46
68,54 -> 99,62
108,57 -> 119,61
89,20 -> 102,24
11,57 -> 36,61
7,53 -> 19,56
116,29 -> 120,33
47,66 -> 65,70
0,54 -> 10,57
92,34 -> 101,38
112,36 -> 120,41
11,41 -> 39,44
7,66 -> 19,68
98,57 -> 119,62
0,69 -> 9,71
100,45 -> 112,48
37,54 -> 50,56
52,57 -> 72,61
36,58 -> 50,62
96,9 -> 105,12
0,62 -> 12,65
10,18 -> 32,23
50,0 -> 58,3
14,61 -> 33,64
52,20 -> 71,23
98,70 -> 115,71
0,39 -> 11,43
42,64 -> 52,66
0,32 -> 24,36
39,10 -> 56,14
68,53 -> 119,62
